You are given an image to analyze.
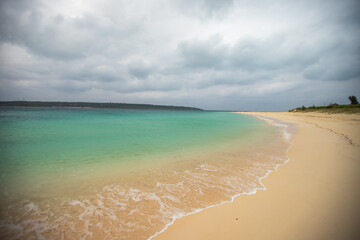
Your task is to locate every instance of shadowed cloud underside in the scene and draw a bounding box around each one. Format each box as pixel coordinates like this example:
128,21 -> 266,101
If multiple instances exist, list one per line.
0,0 -> 359,111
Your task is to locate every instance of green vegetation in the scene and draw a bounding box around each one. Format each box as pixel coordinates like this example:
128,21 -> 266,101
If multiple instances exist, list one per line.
289,103 -> 360,114
0,101 -> 203,111
289,96 -> 360,114
348,96 -> 359,105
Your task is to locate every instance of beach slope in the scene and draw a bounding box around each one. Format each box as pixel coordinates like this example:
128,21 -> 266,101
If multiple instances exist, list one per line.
154,112 -> 360,240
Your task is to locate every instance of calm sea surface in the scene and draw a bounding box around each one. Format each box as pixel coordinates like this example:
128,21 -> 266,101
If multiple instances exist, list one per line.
0,107 -> 290,239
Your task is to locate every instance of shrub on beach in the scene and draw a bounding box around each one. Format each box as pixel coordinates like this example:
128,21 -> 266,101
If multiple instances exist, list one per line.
349,96 -> 359,105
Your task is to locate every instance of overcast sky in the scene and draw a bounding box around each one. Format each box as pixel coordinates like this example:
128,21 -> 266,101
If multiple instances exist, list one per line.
0,0 -> 359,111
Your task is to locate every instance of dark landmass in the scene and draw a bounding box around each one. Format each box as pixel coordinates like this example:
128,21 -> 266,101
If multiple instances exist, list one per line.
289,104 -> 360,114
0,101 -> 203,111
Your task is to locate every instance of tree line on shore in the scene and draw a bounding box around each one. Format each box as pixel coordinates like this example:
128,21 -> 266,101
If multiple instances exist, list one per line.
290,96 -> 359,113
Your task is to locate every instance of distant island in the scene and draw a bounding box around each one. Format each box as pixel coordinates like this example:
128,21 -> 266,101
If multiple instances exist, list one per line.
0,101 -> 203,111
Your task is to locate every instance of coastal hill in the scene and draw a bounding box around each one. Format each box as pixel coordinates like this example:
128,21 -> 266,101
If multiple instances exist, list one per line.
0,101 -> 203,111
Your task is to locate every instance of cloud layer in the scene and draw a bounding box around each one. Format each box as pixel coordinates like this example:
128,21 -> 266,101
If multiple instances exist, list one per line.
1,0 -> 359,110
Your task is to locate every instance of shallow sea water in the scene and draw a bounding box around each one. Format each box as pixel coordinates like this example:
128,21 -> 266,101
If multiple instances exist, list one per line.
0,107 -> 291,239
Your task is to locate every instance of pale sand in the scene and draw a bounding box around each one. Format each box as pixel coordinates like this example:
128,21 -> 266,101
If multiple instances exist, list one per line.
154,112 -> 360,240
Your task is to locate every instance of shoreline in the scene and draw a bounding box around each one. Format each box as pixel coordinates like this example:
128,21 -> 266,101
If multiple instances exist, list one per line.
148,114 -> 293,240
0,111 -> 292,239
154,112 -> 360,240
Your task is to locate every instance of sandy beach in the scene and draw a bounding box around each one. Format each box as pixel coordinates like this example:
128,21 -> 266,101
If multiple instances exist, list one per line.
155,112 -> 360,240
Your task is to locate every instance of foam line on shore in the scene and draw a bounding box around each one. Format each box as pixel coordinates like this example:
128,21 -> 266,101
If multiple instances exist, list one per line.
148,114 -> 293,240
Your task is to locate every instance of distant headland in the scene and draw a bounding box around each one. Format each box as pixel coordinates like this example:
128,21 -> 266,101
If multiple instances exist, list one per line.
0,101 -> 203,111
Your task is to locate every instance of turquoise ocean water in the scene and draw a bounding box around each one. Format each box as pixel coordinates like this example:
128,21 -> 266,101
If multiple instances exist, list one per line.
0,107 -> 289,239
0,107 -> 269,179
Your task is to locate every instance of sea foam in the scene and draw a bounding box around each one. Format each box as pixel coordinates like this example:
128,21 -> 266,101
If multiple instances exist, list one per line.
0,111 -> 292,240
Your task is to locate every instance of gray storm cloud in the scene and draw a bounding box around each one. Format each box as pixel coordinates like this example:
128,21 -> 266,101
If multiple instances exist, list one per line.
0,0 -> 359,111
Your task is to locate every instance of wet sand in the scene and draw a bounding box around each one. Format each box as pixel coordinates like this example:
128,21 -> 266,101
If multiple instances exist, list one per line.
154,112 -> 360,240
0,114 -> 290,240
